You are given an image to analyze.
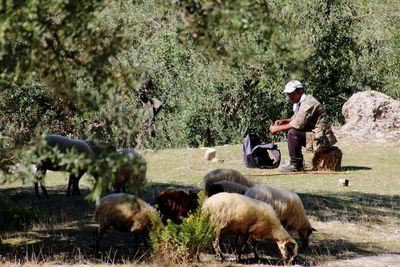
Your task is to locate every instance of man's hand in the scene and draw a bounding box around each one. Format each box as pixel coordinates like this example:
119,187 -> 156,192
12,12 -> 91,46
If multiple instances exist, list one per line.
269,125 -> 279,134
269,122 -> 293,134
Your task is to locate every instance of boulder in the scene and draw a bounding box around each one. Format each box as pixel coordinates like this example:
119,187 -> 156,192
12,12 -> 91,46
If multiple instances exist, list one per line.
340,91 -> 400,142
204,148 -> 216,161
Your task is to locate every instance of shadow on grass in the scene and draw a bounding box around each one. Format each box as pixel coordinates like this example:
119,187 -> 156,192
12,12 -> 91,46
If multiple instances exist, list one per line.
211,234 -> 377,266
0,183 -> 399,265
340,166 -> 372,171
299,192 -> 400,224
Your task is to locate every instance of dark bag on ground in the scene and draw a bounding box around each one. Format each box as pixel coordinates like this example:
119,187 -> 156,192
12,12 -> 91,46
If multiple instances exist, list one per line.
243,133 -> 281,169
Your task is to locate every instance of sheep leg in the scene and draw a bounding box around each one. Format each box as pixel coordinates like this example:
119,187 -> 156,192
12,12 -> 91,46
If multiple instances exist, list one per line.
34,182 -> 40,197
250,239 -> 259,261
95,224 -> 109,256
34,167 -> 47,198
73,174 -> 81,195
135,232 -> 151,252
67,175 -> 74,197
212,230 -> 225,261
68,171 -> 84,196
40,184 -> 49,198
235,234 -> 250,262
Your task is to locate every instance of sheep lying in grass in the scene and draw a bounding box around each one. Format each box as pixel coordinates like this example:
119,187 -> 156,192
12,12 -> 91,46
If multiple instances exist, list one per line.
94,193 -> 162,254
202,192 -> 298,264
245,184 -> 315,249
204,168 -> 254,196
207,180 -> 248,197
155,188 -> 199,224
113,148 -> 147,193
34,134 -> 94,197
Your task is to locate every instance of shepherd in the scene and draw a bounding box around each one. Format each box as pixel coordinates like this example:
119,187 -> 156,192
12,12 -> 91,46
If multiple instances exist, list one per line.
269,80 -> 337,172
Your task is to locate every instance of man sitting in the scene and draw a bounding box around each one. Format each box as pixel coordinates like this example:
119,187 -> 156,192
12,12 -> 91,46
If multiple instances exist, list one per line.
269,80 -> 337,172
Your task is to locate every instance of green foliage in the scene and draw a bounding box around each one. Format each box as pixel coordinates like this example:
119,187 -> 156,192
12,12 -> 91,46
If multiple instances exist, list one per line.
303,1 -> 359,121
0,84 -> 75,174
150,192 -> 215,264
171,0 -> 275,63
0,201 -> 40,232
351,0 -> 400,99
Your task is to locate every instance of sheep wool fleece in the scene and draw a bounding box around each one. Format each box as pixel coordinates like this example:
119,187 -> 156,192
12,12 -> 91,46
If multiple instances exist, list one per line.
95,193 -> 154,233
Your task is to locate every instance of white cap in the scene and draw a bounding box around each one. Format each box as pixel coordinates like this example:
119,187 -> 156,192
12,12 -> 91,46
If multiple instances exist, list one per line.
283,80 -> 304,94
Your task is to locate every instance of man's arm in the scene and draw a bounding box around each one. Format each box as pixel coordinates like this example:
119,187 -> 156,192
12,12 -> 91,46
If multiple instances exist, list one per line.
269,123 -> 293,134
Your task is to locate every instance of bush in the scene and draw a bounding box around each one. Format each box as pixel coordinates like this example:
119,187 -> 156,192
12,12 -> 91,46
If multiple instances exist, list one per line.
0,202 -> 40,232
150,192 -> 215,264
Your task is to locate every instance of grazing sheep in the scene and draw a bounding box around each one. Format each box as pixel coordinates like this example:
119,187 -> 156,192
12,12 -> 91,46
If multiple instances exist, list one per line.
34,134 -> 94,197
202,192 -> 298,263
113,148 -> 147,193
94,193 -> 161,254
245,184 -> 315,249
33,134 -> 117,197
204,168 -> 254,196
155,189 -> 199,224
207,180 -> 248,197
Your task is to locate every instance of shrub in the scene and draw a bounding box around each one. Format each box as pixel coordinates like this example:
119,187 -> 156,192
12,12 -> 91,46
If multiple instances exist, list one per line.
150,192 -> 215,264
0,202 -> 40,232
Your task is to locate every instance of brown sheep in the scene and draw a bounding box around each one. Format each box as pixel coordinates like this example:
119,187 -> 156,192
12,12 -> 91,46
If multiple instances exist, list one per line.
94,193 -> 162,254
154,188 -> 199,224
113,148 -> 147,193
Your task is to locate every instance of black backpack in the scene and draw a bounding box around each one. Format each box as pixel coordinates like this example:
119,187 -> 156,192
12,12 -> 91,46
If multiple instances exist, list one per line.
243,133 -> 281,169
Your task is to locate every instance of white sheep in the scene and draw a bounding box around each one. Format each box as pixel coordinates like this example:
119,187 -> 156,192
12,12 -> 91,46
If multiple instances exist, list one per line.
204,168 -> 254,196
94,193 -> 161,254
206,180 -> 248,197
202,192 -> 298,264
244,184 -> 315,249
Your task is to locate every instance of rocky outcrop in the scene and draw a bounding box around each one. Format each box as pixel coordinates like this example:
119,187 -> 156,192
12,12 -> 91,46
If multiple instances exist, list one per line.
339,91 -> 400,142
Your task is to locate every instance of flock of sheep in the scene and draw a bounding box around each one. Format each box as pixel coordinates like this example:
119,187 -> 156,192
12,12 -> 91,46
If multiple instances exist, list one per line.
94,168 -> 315,265
33,134 -> 315,265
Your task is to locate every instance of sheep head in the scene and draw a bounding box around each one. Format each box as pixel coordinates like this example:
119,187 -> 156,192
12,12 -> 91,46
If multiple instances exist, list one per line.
299,226 -> 317,250
277,238 -> 298,265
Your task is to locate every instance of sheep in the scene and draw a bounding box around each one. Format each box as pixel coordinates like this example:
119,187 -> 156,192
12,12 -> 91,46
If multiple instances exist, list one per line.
202,192 -> 298,264
207,180 -> 248,197
244,184 -> 315,250
155,188 -> 199,224
94,193 -> 162,254
204,168 -> 254,196
33,134 -> 117,197
113,148 -> 147,193
34,134 -> 94,197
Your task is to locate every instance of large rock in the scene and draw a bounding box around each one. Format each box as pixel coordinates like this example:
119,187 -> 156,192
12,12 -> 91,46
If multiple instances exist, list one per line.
340,91 -> 400,142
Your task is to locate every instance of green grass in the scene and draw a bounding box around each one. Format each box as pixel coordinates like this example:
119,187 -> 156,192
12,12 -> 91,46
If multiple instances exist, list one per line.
0,137 -> 399,265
